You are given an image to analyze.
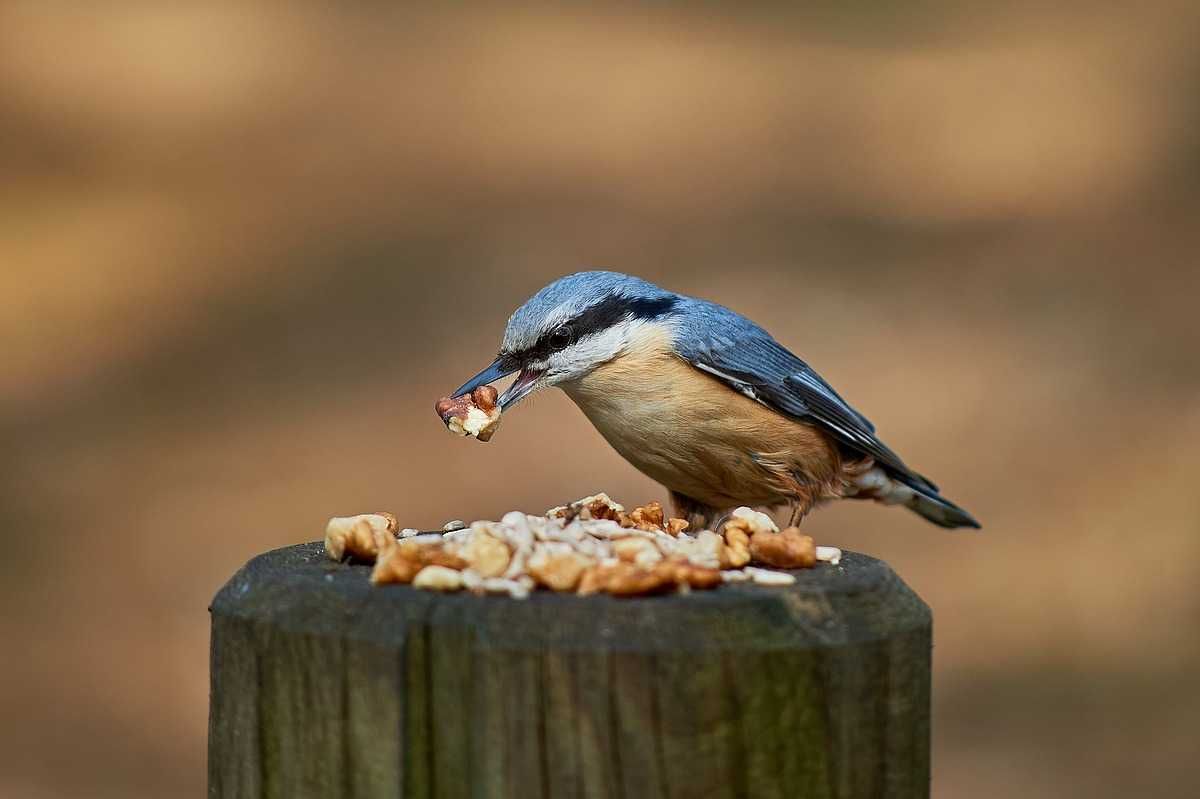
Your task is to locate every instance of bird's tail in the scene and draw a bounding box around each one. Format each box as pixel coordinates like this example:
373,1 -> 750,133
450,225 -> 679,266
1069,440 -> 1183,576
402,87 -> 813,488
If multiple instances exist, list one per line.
849,466 -> 981,529
902,483 -> 980,529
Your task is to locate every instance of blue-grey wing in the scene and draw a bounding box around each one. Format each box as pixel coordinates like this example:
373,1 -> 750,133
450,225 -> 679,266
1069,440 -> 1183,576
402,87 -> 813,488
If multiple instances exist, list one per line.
673,302 -> 938,492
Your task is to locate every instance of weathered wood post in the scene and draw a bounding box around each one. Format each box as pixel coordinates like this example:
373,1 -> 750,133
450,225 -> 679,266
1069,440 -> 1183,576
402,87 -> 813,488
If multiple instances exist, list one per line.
209,542 -> 931,798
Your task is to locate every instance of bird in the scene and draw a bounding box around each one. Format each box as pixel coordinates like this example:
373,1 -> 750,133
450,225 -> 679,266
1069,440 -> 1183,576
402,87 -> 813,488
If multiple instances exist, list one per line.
449,271 -> 979,531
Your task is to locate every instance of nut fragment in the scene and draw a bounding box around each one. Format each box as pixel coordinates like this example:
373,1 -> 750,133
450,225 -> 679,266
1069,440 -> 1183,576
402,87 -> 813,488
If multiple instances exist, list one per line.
598,562 -> 676,597
435,385 -> 502,442
816,546 -> 842,565
745,567 -> 797,586
673,530 -> 724,569
324,513 -> 397,561
665,518 -> 689,536
627,501 -> 665,531
412,565 -> 463,591
612,537 -> 663,568
730,506 -> 779,535
370,547 -> 423,584
528,548 -> 593,592
548,492 -> 624,523
481,576 -> 532,599
370,539 -> 467,585
460,530 -> 511,578
720,524 -> 752,569
748,527 -> 816,569
657,559 -> 723,590
574,557 -> 722,596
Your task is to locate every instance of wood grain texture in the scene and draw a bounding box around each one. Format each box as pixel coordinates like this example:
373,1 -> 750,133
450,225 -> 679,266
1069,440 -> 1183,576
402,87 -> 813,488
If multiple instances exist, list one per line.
209,543 -> 932,799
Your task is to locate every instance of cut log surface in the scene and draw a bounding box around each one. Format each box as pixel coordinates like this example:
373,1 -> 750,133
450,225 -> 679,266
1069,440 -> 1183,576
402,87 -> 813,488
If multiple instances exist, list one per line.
209,542 -> 931,799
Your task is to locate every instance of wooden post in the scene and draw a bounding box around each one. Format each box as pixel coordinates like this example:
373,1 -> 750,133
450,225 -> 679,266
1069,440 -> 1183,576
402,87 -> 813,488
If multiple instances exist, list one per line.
209,542 -> 931,799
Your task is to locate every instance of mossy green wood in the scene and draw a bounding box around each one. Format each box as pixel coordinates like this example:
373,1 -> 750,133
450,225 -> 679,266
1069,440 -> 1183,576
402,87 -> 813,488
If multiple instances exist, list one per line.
208,543 -> 932,799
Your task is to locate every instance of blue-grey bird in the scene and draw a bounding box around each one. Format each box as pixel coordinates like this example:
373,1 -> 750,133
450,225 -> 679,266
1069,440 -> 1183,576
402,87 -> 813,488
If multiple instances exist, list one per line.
448,271 -> 979,530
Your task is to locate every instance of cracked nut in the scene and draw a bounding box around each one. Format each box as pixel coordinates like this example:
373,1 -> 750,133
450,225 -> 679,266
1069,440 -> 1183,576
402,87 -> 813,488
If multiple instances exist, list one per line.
582,562 -> 675,597
547,492 -> 625,523
749,526 -> 816,569
657,559 -> 723,590
730,506 -> 779,534
719,524 -> 752,569
412,565 -> 463,591
324,513 -> 398,561
665,518 -> 689,536
627,501 -> 665,531
370,539 -> 467,585
436,385 -> 502,442
612,536 -> 663,568
527,548 -> 593,592
460,529 -> 511,578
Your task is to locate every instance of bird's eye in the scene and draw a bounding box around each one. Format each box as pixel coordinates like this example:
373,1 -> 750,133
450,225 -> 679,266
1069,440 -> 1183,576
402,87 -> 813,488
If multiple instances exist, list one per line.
551,327 -> 573,348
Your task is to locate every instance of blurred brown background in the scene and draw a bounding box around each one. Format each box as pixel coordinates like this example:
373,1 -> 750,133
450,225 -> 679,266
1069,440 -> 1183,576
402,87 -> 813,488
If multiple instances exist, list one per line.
2,2 -> 1199,797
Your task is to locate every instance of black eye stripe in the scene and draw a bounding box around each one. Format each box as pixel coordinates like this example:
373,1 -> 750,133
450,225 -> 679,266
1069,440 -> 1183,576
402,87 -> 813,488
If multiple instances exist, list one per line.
511,294 -> 678,363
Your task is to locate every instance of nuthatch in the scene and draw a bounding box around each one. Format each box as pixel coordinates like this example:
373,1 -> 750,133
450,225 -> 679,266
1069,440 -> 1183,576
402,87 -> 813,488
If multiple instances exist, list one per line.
450,271 -> 979,530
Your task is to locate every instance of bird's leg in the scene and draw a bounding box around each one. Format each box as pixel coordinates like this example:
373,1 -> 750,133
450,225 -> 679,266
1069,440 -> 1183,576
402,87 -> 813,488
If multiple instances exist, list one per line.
788,504 -> 806,529
669,491 -> 719,532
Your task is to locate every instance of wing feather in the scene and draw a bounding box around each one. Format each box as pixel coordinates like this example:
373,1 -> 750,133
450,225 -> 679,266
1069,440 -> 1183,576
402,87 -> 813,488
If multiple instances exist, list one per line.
674,301 -> 938,493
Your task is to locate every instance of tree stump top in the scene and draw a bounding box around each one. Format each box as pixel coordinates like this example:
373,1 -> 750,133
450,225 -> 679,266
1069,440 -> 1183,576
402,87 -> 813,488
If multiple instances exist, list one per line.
210,542 -> 932,798
212,542 -> 930,654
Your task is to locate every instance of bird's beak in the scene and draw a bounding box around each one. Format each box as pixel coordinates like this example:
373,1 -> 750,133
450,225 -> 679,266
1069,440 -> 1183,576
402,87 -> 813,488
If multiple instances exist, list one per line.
452,357 -> 544,410
452,358 -> 516,398
496,367 -> 543,410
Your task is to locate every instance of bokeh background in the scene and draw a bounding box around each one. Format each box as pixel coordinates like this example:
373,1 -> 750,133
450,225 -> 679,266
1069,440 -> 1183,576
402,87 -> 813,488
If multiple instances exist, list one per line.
3,2 -> 1199,797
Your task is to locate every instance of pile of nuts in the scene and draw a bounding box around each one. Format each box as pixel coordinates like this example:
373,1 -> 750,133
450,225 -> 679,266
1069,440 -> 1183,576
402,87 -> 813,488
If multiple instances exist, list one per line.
323,493 -> 842,599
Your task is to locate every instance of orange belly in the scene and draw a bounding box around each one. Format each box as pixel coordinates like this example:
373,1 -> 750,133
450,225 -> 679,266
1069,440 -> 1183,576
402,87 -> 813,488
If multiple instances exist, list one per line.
561,332 -> 846,512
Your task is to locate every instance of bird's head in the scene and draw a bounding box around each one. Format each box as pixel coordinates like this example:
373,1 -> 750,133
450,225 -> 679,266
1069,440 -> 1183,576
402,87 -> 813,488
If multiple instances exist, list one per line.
452,271 -> 680,409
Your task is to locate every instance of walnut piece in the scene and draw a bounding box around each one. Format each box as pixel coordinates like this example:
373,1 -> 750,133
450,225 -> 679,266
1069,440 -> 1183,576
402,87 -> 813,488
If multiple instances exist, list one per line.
527,548 -> 593,592
719,524 -> 752,569
547,492 -> 625,523
730,506 -> 779,535
370,539 -> 468,585
324,513 -> 398,561
575,558 -> 722,596
613,536 -> 664,568
748,526 -> 817,569
665,518 -> 689,536
435,385 -> 502,442
627,501 -> 665,531
412,565 -> 463,591
460,529 -> 511,578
